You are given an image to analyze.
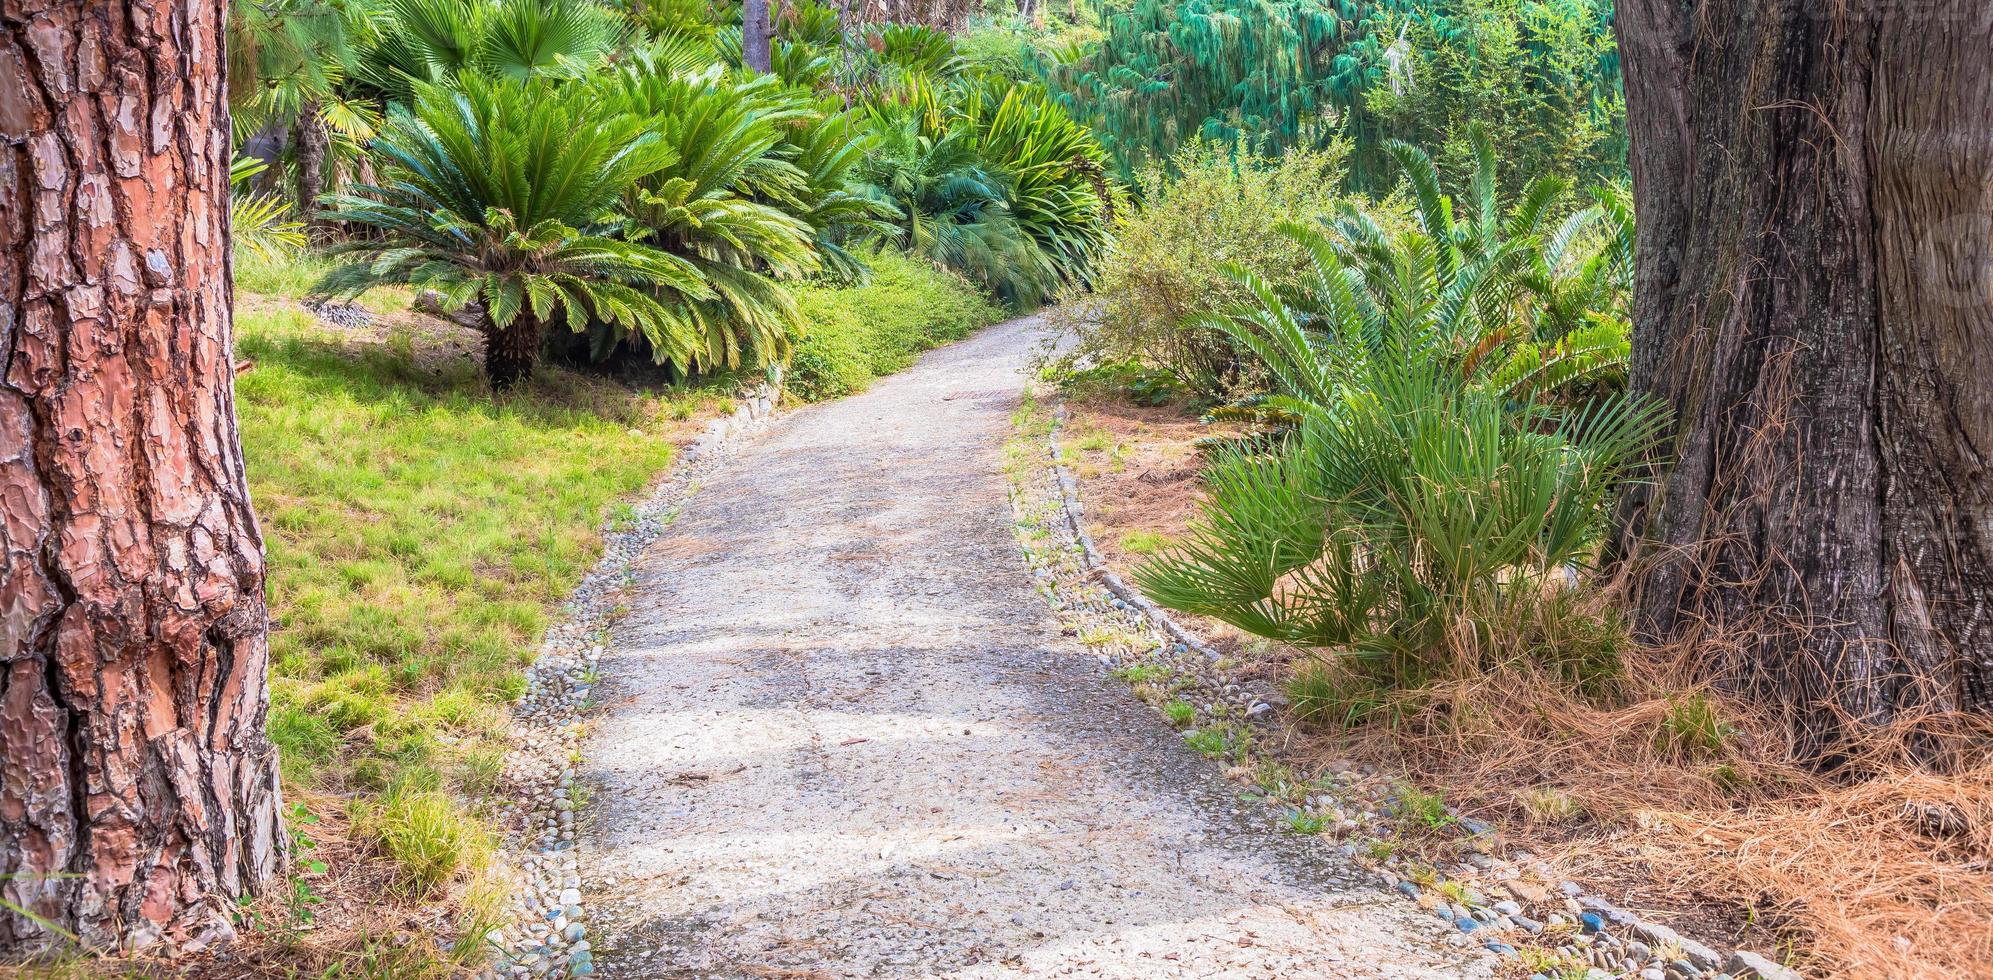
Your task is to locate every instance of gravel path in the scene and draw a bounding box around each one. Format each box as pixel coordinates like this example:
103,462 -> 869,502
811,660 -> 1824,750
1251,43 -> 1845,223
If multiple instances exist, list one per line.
580,316 -> 1490,979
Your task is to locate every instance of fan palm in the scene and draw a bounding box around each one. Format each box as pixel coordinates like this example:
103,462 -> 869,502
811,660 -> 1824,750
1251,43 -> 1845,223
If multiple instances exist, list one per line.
1138,254 -> 1663,678
313,74 -> 704,388
350,0 -> 625,104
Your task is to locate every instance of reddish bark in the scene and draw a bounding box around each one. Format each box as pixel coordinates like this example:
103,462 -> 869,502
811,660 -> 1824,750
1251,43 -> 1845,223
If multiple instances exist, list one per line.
1,0 -> 285,953
1614,2 -> 1993,738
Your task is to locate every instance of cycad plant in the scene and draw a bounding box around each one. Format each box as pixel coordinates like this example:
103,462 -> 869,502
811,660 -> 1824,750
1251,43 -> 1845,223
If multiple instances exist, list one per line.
1311,126 -> 1633,404
350,0 -> 626,104
858,85 -> 1054,304
592,63 -> 821,369
1136,255 -> 1663,683
313,74 -> 701,388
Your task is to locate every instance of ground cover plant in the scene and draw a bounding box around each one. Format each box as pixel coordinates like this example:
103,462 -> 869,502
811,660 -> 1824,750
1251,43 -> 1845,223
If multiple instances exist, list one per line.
786,251 -> 1004,400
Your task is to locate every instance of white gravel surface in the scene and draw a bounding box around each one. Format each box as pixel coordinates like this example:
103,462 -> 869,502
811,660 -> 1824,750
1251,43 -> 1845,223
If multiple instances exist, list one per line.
580,316 -> 1493,978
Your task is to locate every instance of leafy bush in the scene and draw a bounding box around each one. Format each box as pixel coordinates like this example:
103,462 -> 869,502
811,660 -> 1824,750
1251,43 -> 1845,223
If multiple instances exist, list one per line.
1072,138 -> 1357,396
314,73 -> 696,388
857,78 -> 1118,307
785,252 -> 1003,400
1134,240 -> 1663,685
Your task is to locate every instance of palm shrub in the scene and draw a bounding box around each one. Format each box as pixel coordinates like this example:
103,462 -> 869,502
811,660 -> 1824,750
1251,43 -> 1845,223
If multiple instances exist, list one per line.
313,74 -> 700,388
350,0 -> 626,104
1135,255 -> 1663,684
857,79 -> 1116,306
957,77 -> 1119,295
858,84 -> 1053,304
1325,126 -> 1633,404
230,155 -> 308,262
589,62 -> 822,369
575,55 -> 897,369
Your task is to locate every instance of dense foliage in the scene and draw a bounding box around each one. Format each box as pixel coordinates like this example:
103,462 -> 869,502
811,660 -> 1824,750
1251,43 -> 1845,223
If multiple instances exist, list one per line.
1069,137 -> 1361,395
232,0 -> 1115,388
1027,0 -> 1624,188
1116,127 -> 1652,689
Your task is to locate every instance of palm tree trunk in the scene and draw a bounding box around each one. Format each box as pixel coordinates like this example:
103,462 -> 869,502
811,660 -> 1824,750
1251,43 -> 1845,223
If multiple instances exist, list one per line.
294,99 -> 330,244
485,313 -> 543,390
743,0 -> 772,73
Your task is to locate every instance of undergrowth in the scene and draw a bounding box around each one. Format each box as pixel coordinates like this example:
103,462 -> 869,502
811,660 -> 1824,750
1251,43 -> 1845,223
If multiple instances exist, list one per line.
785,252 -> 1004,401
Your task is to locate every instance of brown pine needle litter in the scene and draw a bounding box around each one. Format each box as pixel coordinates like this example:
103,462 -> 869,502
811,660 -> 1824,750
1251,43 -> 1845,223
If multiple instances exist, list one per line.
1312,651 -> 1993,980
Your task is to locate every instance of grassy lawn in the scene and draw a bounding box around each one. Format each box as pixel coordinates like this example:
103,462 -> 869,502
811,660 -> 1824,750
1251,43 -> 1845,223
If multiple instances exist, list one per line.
242,307 -> 680,792
226,298 -> 729,968
220,252 -> 1001,970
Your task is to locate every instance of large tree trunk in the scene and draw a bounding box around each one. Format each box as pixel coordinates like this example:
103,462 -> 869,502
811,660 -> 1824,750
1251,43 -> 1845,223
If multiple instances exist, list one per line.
294,99 -> 329,245
0,0 -> 286,953
742,0 -> 772,73
1614,2 -> 1993,741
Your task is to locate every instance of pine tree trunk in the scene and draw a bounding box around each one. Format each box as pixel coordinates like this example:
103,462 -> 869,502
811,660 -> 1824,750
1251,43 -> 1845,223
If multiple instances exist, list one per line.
742,0 -> 772,73
0,0 -> 286,953
294,99 -> 329,244
484,313 -> 543,390
1614,2 -> 1993,741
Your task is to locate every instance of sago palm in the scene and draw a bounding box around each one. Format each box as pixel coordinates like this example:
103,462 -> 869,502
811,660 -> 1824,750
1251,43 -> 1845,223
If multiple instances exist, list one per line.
313,74 -> 702,388
590,60 -> 823,370
858,87 -> 1053,304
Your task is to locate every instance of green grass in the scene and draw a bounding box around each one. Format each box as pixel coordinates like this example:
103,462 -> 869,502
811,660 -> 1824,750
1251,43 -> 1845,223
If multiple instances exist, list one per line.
1117,529 -> 1174,556
236,250 -> 413,314
235,303 -> 697,892
1656,692 -> 1736,761
785,252 -> 1004,401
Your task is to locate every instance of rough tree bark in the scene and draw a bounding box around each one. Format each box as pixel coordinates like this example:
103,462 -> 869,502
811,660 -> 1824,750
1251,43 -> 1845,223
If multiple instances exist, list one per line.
484,314 -> 542,391
293,98 -> 329,244
742,0 -> 772,73
1614,1 -> 1993,738
0,0 -> 286,953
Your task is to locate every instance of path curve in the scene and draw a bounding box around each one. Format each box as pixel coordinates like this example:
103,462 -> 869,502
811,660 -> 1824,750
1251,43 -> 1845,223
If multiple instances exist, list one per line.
581,316 -> 1490,979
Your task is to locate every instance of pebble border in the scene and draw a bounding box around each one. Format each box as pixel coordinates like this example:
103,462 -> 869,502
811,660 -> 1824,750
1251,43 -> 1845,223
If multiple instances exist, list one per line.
1003,396 -> 1808,980
474,371 -> 784,980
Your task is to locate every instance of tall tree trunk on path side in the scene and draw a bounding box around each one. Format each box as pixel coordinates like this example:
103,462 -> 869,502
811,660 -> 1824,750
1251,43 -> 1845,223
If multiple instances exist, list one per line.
1613,1 -> 1993,747
0,0 -> 286,953
743,0 -> 772,73
294,99 -> 329,245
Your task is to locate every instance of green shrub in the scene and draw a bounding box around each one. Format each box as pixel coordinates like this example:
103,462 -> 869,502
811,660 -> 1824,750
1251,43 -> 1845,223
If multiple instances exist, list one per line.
1071,138 -> 1364,397
785,253 -> 1003,400
1134,221 -> 1662,686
